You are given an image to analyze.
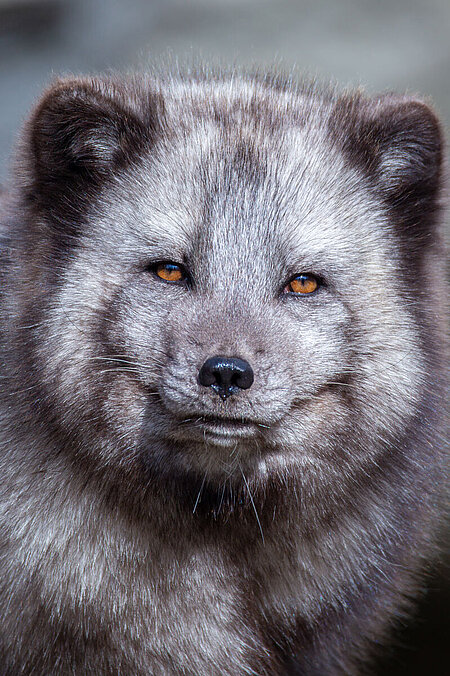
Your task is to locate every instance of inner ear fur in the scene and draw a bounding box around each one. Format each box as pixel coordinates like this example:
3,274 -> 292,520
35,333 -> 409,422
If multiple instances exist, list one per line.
332,93 -> 444,202
28,77 -> 155,188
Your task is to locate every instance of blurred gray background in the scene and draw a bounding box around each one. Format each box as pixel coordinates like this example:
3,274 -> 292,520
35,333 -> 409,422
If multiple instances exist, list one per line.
0,1 -> 448,674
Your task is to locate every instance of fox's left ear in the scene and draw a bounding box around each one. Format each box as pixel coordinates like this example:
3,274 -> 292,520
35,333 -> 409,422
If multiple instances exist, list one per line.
332,94 -> 444,210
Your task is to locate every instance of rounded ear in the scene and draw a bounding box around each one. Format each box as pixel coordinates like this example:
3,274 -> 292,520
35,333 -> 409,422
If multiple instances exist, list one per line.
374,99 -> 442,197
330,93 -> 445,250
331,93 -> 443,201
28,77 -> 156,190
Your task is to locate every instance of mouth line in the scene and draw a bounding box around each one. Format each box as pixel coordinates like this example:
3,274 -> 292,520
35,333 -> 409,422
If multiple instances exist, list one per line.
198,415 -> 255,426
196,414 -> 269,430
200,419 -> 253,434
176,415 -> 263,441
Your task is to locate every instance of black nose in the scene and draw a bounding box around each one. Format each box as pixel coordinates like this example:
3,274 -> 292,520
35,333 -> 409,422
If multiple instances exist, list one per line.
198,356 -> 254,400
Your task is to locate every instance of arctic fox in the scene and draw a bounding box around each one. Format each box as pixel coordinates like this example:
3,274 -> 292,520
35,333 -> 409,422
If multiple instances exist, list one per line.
0,72 -> 446,674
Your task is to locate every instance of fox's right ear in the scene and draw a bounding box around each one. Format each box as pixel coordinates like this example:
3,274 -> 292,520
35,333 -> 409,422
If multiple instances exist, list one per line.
26,78 -> 157,193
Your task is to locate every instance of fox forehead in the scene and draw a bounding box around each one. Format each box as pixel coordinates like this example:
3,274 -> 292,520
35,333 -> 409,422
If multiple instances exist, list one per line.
95,114 -> 386,282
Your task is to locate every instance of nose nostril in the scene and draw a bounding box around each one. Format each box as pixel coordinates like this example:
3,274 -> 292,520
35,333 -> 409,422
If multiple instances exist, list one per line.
232,364 -> 254,390
198,356 -> 254,399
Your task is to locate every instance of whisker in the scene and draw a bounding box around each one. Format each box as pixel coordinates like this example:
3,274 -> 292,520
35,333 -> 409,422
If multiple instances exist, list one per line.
240,466 -> 265,545
88,356 -> 165,369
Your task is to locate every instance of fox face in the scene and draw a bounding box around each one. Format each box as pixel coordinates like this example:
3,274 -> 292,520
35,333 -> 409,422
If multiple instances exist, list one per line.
0,73 -> 445,675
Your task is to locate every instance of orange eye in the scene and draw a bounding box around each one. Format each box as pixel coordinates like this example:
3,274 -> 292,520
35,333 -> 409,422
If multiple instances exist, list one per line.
155,263 -> 185,283
287,274 -> 319,295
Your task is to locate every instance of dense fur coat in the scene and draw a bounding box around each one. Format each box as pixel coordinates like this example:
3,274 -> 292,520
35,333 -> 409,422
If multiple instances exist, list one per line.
0,72 -> 446,675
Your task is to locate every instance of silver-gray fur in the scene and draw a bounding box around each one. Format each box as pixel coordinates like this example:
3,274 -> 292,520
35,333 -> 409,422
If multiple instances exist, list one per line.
0,71 -> 447,674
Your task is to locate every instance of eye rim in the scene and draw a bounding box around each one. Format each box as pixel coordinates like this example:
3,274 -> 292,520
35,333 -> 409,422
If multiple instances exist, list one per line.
283,273 -> 321,296
149,261 -> 189,285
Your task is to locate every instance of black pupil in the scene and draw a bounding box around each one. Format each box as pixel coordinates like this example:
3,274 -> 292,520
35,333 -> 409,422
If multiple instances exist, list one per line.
294,275 -> 311,286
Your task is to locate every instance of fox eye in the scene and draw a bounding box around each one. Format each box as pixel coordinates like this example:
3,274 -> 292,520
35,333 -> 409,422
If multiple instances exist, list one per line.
153,262 -> 186,283
285,274 -> 319,295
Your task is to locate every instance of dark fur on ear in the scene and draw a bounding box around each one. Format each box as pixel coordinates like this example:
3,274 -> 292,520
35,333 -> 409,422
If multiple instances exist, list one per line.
329,94 -> 444,247
20,77 -> 161,253
30,78 -> 158,186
